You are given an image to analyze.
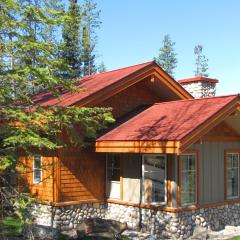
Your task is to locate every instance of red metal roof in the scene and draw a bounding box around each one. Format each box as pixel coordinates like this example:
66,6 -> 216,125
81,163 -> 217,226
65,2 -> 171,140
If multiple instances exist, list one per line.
97,95 -> 238,142
178,77 -> 219,84
33,61 -> 154,107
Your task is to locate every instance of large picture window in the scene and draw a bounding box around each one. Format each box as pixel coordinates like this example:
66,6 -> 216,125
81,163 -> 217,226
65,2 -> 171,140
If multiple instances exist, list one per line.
33,155 -> 42,184
226,153 -> 239,199
142,155 -> 167,204
180,154 -> 197,205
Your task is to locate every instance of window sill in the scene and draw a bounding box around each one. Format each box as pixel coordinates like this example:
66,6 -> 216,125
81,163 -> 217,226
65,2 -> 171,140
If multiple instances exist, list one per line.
148,202 -> 166,207
181,202 -> 197,207
227,196 -> 239,200
32,182 -> 42,185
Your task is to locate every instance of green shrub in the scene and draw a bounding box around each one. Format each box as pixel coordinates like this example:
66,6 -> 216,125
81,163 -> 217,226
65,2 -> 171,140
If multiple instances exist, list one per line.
0,216 -> 22,236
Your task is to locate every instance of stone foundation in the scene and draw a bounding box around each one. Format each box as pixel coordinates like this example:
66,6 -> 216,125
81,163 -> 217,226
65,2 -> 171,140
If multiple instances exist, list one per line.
34,202 -> 240,239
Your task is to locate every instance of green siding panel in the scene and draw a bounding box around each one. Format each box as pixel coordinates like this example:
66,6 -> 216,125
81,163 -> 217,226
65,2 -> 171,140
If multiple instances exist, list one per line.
190,142 -> 240,204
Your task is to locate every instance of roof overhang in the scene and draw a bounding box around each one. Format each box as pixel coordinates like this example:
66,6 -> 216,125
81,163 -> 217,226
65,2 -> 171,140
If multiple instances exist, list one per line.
96,96 -> 240,155
96,141 -> 181,154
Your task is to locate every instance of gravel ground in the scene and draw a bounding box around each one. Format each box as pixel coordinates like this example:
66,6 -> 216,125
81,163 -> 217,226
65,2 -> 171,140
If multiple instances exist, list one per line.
1,226 -> 240,239
207,226 -> 240,239
123,225 -> 240,239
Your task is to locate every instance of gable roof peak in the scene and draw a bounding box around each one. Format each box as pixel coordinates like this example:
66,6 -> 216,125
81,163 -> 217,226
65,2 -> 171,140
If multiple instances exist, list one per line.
33,60 -> 192,107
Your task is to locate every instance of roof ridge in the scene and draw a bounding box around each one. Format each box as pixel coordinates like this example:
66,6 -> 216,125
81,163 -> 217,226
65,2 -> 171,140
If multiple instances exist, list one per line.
76,61 -> 154,80
153,94 -> 239,106
62,61 -> 155,106
33,61 -> 155,103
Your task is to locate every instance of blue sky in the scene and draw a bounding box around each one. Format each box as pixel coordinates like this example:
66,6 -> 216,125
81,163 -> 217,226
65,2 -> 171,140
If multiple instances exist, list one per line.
94,0 -> 240,95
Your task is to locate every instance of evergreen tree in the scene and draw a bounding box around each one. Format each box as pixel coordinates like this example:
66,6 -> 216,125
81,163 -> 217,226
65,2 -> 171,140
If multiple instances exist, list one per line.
0,0 -> 113,171
82,0 -> 101,76
0,0 -> 114,226
98,61 -> 106,73
154,34 -> 177,77
194,45 -> 209,77
61,0 -> 82,79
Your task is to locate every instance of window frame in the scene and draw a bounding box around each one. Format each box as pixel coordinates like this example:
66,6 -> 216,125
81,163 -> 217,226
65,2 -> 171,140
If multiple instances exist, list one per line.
106,153 -> 122,200
225,151 -> 240,201
142,154 -> 167,205
179,151 -> 198,207
106,154 -> 121,183
33,154 -> 42,184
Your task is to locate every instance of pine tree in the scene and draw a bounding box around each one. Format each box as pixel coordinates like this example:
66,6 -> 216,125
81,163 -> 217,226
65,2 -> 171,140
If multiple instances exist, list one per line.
194,45 -> 209,77
81,0 -> 101,76
98,61 -> 106,73
0,0 -> 114,205
0,0 -> 114,163
61,0 -> 82,79
154,34 -> 178,77
82,26 -> 95,76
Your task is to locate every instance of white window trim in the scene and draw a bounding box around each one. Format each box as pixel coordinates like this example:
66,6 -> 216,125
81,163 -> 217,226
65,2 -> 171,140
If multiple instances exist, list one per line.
142,154 -> 167,205
33,154 -> 42,184
180,153 -> 197,207
226,153 -> 240,200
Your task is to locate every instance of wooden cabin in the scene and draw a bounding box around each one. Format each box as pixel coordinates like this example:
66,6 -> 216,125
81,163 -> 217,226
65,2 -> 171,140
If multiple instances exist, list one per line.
18,61 -> 240,238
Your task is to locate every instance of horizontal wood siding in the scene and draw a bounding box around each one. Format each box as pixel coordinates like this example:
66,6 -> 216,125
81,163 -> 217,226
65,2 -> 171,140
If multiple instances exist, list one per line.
96,80 -> 160,119
59,148 -> 105,201
58,80 -> 162,202
17,155 -> 55,201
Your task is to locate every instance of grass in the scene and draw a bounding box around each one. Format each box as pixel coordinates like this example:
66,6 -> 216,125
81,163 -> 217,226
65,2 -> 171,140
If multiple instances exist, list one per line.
0,216 -> 22,237
230,237 -> 240,240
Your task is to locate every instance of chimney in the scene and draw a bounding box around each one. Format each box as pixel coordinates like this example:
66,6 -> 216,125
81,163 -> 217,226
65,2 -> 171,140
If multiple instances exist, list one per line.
178,77 -> 219,98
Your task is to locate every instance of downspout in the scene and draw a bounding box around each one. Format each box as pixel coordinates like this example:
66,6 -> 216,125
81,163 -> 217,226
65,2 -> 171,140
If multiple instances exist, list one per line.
138,150 -> 143,230
51,156 -> 54,230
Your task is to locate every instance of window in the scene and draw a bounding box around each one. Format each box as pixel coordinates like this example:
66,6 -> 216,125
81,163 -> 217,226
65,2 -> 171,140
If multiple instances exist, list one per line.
180,154 -> 197,205
142,155 -> 167,204
33,155 -> 42,184
107,154 -> 120,182
226,153 -> 239,199
106,154 -> 121,199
